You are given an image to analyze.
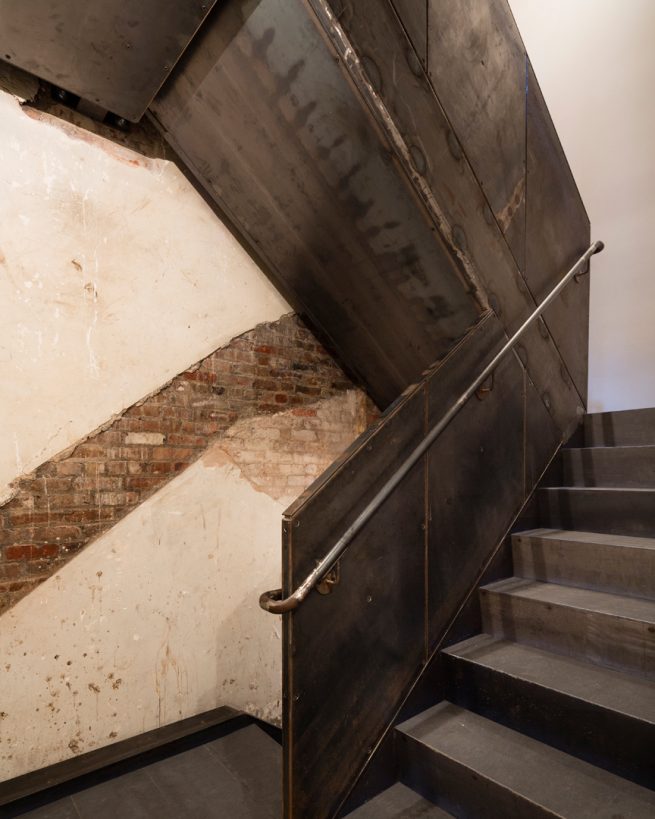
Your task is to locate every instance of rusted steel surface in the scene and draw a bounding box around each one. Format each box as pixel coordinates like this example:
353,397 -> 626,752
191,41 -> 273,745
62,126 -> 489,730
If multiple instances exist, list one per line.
0,0 -> 218,122
315,0 -> 583,437
391,0 -> 428,65
426,348 -> 556,643
282,313 -> 566,817
283,373 -> 428,819
150,0 -> 481,409
148,2 -> 592,816
427,0 -> 527,271
526,63 -> 591,403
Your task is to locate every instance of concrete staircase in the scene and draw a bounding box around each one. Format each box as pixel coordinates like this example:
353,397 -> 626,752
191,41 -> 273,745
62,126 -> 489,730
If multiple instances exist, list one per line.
349,408 -> 655,817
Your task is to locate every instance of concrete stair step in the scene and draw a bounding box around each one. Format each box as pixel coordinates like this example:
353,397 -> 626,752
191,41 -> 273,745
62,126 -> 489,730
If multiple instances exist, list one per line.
562,445 -> 655,488
443,633 -> 655,787
396,702 -> 655,818
585,408 -> 655,447
480,577 -> 655,678
537,487 -> 655,538
512,528 -> 655,599
345,782 -> 452,817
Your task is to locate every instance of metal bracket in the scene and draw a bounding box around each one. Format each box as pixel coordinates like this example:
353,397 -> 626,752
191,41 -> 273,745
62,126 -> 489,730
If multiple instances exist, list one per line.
475,371 -> 495,400
574,261 -> 590,282
316,561 -> 340,595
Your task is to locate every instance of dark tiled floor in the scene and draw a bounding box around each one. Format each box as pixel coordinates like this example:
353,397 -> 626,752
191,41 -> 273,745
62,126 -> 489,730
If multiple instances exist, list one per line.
2,723 -> 281,819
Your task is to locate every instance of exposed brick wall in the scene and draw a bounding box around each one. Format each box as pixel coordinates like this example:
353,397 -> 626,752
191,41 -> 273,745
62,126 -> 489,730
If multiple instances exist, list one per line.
0,314 -> 378,613
217,391 -> 370,504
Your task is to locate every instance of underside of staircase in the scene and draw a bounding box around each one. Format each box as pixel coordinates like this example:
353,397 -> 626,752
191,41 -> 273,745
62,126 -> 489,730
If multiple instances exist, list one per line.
348,407 -> 655,818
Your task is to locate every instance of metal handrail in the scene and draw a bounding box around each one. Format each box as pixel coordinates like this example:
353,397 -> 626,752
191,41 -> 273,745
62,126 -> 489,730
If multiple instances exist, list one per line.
260,240 -> 605,614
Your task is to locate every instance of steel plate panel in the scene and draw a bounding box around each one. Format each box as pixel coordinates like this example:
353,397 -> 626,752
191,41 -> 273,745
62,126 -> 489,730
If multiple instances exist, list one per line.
317,0 -> 581,433
0,0 -> 218,121
427,352 -> 525,643
151,0 -> 480,409
284,381 -> 428,819
427,0 -> 527,270
391,0 -> 428,64
526,63 -> 591,403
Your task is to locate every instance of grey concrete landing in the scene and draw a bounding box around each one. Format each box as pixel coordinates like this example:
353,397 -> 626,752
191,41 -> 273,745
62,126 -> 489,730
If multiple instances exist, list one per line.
3,723 -> 281,819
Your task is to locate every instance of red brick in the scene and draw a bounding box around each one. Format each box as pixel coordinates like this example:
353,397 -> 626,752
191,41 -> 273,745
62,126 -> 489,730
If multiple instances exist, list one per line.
35,525 -> 83,543
0,563 -> 23,580
166,434 -> 206,447
97,492 -> 139,507
150,447 -> 197,462
183,370 -> 217,384
0,313 -> 361,614
19,477 -> 73,493
145,462 -> 181,475
4,543 -> 59,561
52,461 -> 84,476
6,577 -> 47,594
125,476 -> 164,492
73,444 -> 106,459
73,476 -> 123,492
105,461 -> 128,476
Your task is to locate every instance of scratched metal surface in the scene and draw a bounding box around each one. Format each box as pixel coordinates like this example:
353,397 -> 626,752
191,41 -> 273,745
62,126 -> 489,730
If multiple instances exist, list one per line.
148,2 -> 592,816
427,0 -> 527,272
150,0 -> 481,409
0,0 -> 218,121
282,313 -> 562,817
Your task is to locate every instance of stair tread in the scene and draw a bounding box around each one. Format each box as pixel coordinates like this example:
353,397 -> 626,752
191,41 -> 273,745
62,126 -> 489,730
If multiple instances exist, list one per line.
514,528 -> 655,551
566,444 -> 655,452
346,783 -> 452,817
443,634 -> 655,723
584,408 -> 655,448
482,577 -> 655,623
397,703 -> 655,817
541,486 -> 655,492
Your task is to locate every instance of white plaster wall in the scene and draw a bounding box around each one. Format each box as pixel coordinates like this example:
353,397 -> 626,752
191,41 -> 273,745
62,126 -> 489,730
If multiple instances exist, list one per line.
0,442 -> 284,780
0,88 -> 289,500
508,0 -> 655,412
0,392 -> 367,781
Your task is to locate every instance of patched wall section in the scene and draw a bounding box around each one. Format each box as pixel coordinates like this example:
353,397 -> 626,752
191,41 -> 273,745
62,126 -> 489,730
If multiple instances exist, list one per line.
0,82 -> 290,501
0,386 -> 371,781
0,314 -> 375,613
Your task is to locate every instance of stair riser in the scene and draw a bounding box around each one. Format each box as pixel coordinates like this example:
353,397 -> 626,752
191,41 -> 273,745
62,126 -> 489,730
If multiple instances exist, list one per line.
480,589 -> 655,679
537,488 -> 655,538
398,734 -> 554,819
585,409 -> 655,447
562,447 -> 655,488
443,653 -> 654,788
512,534 -> 655,599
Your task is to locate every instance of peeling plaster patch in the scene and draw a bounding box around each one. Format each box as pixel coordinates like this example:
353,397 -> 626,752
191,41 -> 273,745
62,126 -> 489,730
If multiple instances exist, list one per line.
21,107 -> 160,173
12,434 -> 23,475
201,446 -> 233,469
125,432 -> 165,446
0,387 -> 368,781
0,85 -> 290,498
0,485 -> 17,507
0,456 -> 287,780
219,391 -> 369,503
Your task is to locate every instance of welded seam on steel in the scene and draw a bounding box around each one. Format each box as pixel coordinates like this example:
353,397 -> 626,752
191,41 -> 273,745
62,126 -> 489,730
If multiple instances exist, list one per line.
305,0 -> 489,312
